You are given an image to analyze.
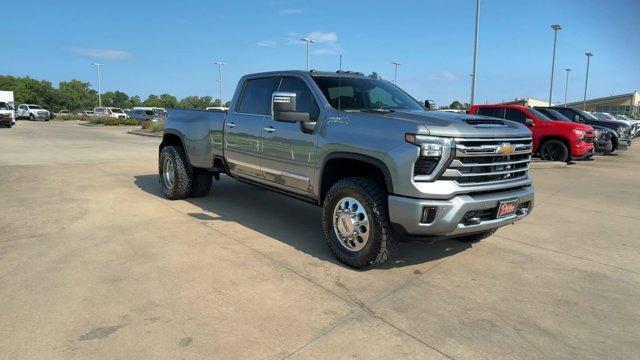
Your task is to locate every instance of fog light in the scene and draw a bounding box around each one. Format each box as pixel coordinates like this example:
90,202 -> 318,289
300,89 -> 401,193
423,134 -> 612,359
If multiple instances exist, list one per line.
421,207 -> 437,224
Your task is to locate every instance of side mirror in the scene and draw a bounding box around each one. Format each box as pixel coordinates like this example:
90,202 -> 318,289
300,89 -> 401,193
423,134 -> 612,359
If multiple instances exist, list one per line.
525,118 -> 535,126
272,92 -> 310,123
423,100 -> 434,110
573,115 -> 582,123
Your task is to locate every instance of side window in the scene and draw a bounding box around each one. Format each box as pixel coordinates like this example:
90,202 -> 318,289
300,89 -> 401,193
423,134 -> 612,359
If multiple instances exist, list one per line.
278,77 -> 320,119
557,108 -> 576,121
504,108 -> 527,123
237,77 -> 279,115
477,107 -> 505,118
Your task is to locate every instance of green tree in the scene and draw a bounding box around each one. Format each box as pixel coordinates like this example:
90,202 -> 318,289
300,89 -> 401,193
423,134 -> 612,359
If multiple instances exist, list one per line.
449,101 -> 463,110
178,96 -> 213,109
143,94 -> 178,108
101,91 -> 130,109
57,80 -> 96,112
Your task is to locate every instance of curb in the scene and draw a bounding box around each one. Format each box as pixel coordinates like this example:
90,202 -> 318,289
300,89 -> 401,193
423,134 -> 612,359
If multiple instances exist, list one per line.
128,130 -> 162,138
530,160 -> 567,169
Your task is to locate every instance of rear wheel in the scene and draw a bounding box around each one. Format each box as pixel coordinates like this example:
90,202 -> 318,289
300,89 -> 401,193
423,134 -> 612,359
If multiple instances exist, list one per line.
322,177 -> 398,269
159,145 -> 192,200
190,169 -> 213,197
539,139 -> 569,162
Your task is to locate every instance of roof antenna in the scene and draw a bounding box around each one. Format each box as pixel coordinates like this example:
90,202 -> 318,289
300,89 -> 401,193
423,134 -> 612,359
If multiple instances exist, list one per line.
338,54 -> 342,110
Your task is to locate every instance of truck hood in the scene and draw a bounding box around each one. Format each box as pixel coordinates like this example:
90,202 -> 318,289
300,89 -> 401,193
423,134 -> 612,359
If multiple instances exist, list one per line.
364,110 -> 531,138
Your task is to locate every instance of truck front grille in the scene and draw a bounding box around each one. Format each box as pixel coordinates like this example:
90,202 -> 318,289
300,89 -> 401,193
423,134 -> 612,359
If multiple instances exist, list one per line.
441,137 -> 532,186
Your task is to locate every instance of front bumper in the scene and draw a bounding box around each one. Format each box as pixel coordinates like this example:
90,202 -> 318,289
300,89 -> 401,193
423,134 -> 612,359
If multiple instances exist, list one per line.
618,138 -> 631,149
570,141 -> 594,157
594,140 -> 613,153
388,185 -> 534,237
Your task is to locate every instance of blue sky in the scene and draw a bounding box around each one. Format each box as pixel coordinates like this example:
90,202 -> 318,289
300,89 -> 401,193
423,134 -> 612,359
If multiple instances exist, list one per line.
4,0 -> 639,105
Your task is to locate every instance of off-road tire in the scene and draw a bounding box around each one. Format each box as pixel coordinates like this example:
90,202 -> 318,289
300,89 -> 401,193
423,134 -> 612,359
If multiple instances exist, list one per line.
322,177 -> 398,269
454,229 -> 496,243
159,145 -> 192,200
539,139 -> 569,162
190,169 -> 213,197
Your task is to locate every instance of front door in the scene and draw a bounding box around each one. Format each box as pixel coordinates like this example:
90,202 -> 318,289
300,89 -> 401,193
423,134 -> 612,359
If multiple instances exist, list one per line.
261,76 -> 319,195
224,76 -> 279,179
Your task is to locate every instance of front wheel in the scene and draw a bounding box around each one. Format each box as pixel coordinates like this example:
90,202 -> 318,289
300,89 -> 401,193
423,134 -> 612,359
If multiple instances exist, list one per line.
539,139 -> 569,162
29,114 -> 35,121
322,177 -> 398,269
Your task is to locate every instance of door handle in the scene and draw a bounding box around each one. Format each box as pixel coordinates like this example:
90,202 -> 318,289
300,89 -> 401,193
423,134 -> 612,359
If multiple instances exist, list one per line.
263,126 -> 276,133
225,122 -> 236,128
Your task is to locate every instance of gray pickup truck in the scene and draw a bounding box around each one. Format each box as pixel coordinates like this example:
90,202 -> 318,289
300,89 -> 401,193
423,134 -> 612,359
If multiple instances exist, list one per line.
159,70 -> 534,268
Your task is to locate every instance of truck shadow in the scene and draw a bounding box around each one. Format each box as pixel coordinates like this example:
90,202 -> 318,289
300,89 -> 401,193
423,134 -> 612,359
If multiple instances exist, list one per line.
134,174 -> 474,269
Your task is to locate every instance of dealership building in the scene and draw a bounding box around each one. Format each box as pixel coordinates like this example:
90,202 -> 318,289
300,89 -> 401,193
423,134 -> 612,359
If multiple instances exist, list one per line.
566,92 -> 640,116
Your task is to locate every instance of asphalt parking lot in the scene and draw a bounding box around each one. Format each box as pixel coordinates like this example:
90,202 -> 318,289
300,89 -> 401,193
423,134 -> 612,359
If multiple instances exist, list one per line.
1,121 -> 639,359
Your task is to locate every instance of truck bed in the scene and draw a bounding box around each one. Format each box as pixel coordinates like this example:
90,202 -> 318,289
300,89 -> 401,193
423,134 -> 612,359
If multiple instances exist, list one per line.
165,109 -> 226,168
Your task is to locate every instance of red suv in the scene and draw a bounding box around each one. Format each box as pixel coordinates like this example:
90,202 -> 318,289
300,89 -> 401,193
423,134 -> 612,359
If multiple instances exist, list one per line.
468,104 -> 595,162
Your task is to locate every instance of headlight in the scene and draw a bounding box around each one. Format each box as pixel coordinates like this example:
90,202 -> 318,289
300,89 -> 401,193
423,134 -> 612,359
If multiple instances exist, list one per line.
572,129 -> 585,139
617,126 -> 629,137
405,134 -> 455,181
405,134 -> 455,157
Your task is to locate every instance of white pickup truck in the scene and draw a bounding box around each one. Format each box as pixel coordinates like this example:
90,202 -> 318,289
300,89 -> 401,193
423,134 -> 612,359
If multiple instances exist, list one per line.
16,104 -> 50,121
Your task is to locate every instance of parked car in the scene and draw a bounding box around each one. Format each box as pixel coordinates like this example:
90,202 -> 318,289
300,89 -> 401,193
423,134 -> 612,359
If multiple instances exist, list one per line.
133,107 -> 166,119
468,104 -> 595,162
534,106 -> 614,155
94,107 -> 128,119
592,112 -> 639,138
0,101 -> 15,127
129,109 -> 164,123
16,104 -> 50,121
160,70 -> 534,268
77,110 -> 94,116
549,107 -> 633,149
205,107 -> 228,112
57,110 -> 71,116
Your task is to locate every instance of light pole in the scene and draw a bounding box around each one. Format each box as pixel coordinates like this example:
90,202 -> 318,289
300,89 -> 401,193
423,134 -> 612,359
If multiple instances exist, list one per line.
391,61 -> 401,84
300,38 -> 315,70
214,61 -> 225,106
563,68 -> 571,106
92,63 -> 103,107
583,52 -> 593,110
470,0 -> 480,105
548,24 -> 562,106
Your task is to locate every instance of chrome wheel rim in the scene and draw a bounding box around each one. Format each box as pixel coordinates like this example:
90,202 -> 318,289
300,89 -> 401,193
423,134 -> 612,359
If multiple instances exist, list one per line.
162,157 -> 175,189
332,197 -> 370,252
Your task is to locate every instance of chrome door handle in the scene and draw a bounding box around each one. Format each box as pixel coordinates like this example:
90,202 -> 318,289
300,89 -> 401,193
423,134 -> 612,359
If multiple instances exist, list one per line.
225,122 -> 236,128
263,126 -> 276,133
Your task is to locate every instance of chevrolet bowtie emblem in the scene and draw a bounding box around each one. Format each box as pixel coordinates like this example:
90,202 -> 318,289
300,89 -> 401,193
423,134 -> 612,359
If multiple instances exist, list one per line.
497,143 -> 514,155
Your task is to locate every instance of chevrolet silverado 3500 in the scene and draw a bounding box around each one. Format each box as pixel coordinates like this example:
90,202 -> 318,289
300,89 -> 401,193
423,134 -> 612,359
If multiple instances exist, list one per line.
159,70 -> 534,268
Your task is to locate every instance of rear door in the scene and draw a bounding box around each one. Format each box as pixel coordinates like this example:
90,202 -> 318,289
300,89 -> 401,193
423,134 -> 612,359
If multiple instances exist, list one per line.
224,76 -> 279,179
505,107 -> 539,148
260,76 -> 320,194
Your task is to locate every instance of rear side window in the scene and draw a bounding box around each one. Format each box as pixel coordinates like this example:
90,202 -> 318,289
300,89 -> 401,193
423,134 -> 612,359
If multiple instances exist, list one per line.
504,108 -> 527,123
278,77 -> 320,119
477,107 -> 505,118
238,77 -> 279,115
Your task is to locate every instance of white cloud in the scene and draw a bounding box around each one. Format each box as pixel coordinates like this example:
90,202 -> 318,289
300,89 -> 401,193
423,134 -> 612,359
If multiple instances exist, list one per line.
279,8 -> 303,15
306,31 -> 338,43
440,71 -> 458,81
66,46 -> 132,60
312,44 -> 343,56
256,40 -> 276,47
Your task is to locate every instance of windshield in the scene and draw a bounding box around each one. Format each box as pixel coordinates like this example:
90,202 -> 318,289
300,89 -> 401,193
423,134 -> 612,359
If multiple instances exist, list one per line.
0,102 -> 8,110
312,76 -> 424,112
111,108 -> 124,113
575,108 -> 599,120
536,107 -> 571,122
528,108 -> 552,121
